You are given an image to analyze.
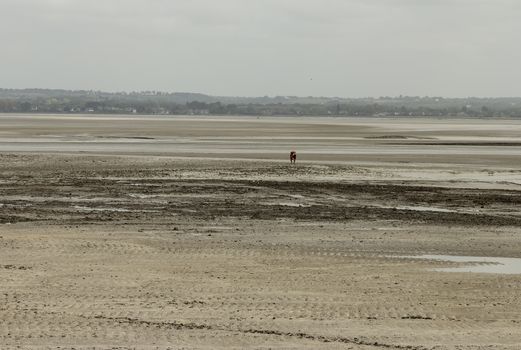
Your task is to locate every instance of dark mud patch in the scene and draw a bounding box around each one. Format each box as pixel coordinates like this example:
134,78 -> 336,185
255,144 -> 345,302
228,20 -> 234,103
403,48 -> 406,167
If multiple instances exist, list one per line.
3,174 -> 521,227
365,135 -> 411,140
0,215 -> 35,224
1,265 -> 32,270
240,204 -> 521,226
390,142 -> 521,147
96,136 -> 155,140
245,180 -> 521,206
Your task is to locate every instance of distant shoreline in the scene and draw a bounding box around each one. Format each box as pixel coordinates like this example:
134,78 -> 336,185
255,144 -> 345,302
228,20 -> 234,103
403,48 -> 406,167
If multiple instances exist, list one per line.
2,89 -> 521,118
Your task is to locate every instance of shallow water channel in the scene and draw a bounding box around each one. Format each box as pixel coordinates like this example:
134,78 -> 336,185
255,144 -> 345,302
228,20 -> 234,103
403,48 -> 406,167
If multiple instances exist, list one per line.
402,255 -> 521,274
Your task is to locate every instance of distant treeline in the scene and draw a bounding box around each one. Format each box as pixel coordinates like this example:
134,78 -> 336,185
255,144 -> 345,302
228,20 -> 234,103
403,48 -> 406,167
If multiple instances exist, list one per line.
1,88 -> 521,117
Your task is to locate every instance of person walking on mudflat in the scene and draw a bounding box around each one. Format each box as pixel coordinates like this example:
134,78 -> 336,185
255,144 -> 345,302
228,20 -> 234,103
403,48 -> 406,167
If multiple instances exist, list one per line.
290,150 -> 297,164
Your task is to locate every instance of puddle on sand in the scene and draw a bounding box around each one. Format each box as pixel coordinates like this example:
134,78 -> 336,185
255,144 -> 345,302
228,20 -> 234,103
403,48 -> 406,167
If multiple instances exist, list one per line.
396,206 -> 455,213
377,205 -> 456,213
73,205 -> 159,213
74,205 -> 132,213
403,255 -> 521,275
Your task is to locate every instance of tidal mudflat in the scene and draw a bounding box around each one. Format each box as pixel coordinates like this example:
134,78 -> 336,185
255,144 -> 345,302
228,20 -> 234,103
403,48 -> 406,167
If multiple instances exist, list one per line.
1,115 -> 521,349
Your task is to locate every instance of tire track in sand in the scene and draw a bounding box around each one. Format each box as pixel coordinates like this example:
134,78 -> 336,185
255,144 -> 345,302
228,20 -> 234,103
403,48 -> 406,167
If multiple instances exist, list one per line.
86,314 -> 432,350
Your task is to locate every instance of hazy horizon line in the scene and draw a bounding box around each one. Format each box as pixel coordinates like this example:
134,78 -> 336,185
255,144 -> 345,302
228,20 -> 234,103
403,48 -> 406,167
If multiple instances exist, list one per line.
2,87 -> 521,100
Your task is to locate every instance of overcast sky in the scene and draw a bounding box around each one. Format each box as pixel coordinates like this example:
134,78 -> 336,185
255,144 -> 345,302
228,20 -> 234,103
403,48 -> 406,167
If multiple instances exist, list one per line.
1,0 -> 520,97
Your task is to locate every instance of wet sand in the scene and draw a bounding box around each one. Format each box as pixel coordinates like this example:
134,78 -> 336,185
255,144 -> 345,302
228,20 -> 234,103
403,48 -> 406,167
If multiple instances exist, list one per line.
1,114 -> 521,164
1,115 -> 521,349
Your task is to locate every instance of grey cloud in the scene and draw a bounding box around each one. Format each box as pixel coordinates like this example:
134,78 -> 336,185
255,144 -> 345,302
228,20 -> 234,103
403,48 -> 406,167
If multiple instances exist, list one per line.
1,0 -> 520,97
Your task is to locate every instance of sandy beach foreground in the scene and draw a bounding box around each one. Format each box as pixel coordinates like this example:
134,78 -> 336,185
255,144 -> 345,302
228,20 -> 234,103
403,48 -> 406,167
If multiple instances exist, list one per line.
1,115 -> 521,349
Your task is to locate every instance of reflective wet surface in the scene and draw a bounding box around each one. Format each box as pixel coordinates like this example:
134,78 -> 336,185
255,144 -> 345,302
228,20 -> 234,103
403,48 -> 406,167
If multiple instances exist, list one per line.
2,115 -> 521,164
404,255 -> 521,274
